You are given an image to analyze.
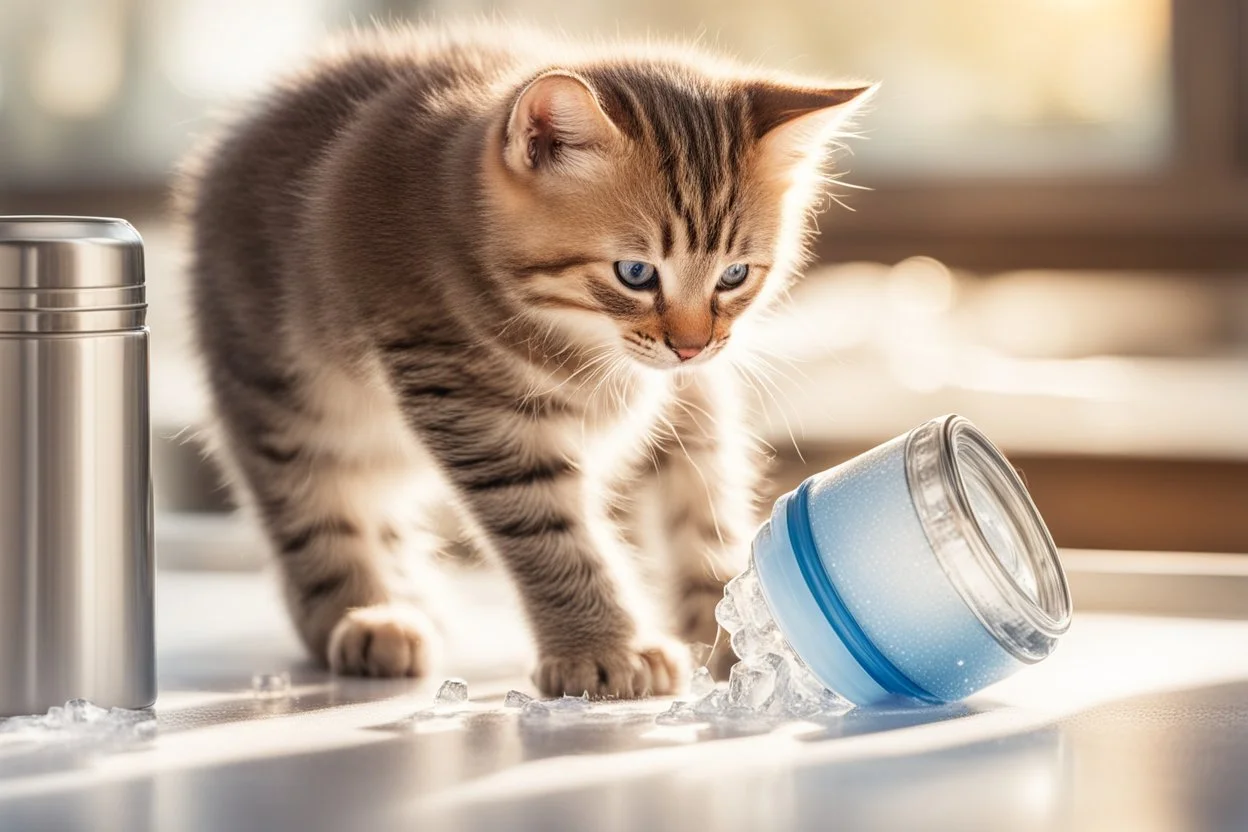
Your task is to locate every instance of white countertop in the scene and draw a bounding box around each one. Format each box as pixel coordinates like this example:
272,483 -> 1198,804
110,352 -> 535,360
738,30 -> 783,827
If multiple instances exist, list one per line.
2,567 -> 1248,831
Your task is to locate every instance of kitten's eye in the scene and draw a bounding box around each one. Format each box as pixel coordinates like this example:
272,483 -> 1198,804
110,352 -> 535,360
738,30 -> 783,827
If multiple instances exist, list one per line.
717,263 -> 750,290
614,260 -> 659,290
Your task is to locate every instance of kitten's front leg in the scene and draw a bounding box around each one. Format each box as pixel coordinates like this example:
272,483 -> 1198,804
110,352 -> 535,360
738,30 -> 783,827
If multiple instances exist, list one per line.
390,357 -> 683,698
642,367 -> 760,679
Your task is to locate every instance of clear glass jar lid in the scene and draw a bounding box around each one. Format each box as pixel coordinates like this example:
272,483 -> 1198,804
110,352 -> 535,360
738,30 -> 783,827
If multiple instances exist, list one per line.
905,414 -> 1072,663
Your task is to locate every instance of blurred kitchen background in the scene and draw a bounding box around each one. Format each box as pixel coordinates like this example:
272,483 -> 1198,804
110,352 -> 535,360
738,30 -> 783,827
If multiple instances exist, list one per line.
0,0 -> 1244,579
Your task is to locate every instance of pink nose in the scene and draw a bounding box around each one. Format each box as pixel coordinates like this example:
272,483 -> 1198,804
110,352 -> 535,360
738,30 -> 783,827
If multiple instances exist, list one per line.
673,345 -> 703,362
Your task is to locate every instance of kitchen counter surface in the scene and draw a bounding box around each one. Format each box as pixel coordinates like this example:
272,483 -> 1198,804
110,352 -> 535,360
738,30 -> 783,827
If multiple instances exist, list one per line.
2,566 -> 1247,832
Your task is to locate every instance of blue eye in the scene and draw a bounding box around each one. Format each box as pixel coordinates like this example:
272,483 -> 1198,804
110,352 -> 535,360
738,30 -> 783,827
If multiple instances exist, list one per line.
718,263 -> 750,289
614,260 -> 659,290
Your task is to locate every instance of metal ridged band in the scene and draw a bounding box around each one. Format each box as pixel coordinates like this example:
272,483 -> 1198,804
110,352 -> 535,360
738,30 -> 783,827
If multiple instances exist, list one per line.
0,307 -> 147,333
785,477 -> 941,703
0,285 -> 145,310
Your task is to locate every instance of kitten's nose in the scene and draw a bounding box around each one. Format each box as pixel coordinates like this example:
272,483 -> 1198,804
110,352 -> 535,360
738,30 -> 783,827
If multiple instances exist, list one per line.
664,319 -> 711,362
672,345 -> 704,362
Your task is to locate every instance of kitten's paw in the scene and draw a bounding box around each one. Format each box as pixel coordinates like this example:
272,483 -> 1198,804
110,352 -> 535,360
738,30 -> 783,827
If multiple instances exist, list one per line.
327,604 -> 440,678
534,639 -> 686,699
677,580 -> 737,680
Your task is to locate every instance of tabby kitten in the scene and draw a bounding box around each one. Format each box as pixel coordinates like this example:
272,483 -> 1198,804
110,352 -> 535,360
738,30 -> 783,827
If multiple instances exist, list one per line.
180,24 -> 871,698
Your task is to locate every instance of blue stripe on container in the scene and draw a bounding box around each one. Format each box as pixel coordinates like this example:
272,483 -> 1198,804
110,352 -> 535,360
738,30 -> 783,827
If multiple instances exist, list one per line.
786,478 -> 941,704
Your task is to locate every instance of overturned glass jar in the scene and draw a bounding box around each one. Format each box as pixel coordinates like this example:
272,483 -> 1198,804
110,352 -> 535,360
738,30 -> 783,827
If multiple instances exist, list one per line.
719,414 -> 1071,709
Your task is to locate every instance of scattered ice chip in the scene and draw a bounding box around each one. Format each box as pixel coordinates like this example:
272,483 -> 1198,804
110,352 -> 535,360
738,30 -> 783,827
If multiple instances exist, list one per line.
251,672 -> 292,700
434,678 -> 469,705
688,641 -> 714,668
519,700 -> 551,720
693,689 -> 726,715
517,694 -> 594,725
503,690 -> 534,708
0,700 -> 157,744
689,666 -> 715,698
545,694 -> 591,712
727,663 -> 775,710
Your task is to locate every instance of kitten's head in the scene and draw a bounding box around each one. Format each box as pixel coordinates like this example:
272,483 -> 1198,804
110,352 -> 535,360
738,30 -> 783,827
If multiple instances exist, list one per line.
482,51 -> 874,371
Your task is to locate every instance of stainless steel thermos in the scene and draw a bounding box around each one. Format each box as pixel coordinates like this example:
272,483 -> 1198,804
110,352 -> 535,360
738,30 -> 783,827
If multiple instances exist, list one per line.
0,216 -> 155,716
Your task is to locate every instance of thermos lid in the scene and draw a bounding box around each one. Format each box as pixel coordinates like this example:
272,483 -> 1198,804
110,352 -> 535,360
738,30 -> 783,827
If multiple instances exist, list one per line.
0,216 -> 146,333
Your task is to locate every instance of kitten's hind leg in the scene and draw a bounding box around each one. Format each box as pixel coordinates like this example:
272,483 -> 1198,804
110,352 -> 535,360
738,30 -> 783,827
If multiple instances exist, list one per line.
213,377 -> 446,678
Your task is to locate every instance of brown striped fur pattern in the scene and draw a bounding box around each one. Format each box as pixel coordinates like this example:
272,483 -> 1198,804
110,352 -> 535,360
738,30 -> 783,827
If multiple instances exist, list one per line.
179,23 -> 872,697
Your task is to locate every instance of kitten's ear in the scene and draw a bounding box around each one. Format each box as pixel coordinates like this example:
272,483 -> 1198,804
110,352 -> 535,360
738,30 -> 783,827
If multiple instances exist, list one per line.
748,82 -> 877,157
504,72 -> 620,177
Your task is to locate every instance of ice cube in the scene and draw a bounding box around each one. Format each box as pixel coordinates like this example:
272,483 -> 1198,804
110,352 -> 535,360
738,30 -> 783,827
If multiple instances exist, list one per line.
788,694 -> 831,719
714,593 -> 743,632
503,690 -> 534,708
434,678 -> 469,705
727,662 -> 775,710
730,626 -> 762,662
722,574 -> 747,614
688,641 -> 714,668
755,618 -> 789,655
758,653 -> 793,712
817,694 -> 850,716
655,700 -> 697,725
251,672 -> 292,700
693,689 -> 726,715
65,698 -> 109,723
689,666 -> 715,698
741,582 -> 771,628
724,568 -> 768,627
787,662 -> 831,702
768,659 -> 849,718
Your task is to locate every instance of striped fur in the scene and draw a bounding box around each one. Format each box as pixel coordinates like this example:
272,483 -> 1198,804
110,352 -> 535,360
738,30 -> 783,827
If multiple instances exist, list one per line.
179,23 -> 871,696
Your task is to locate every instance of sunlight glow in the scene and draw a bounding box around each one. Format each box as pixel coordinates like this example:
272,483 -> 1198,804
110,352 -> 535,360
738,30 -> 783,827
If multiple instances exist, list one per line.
28,0 -> 125,119
157,0 -> 323,97
887,257 -> 955,320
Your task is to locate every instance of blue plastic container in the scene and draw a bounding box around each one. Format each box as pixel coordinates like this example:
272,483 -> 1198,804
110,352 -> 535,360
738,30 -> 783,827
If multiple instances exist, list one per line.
750,414 -> 1071,706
